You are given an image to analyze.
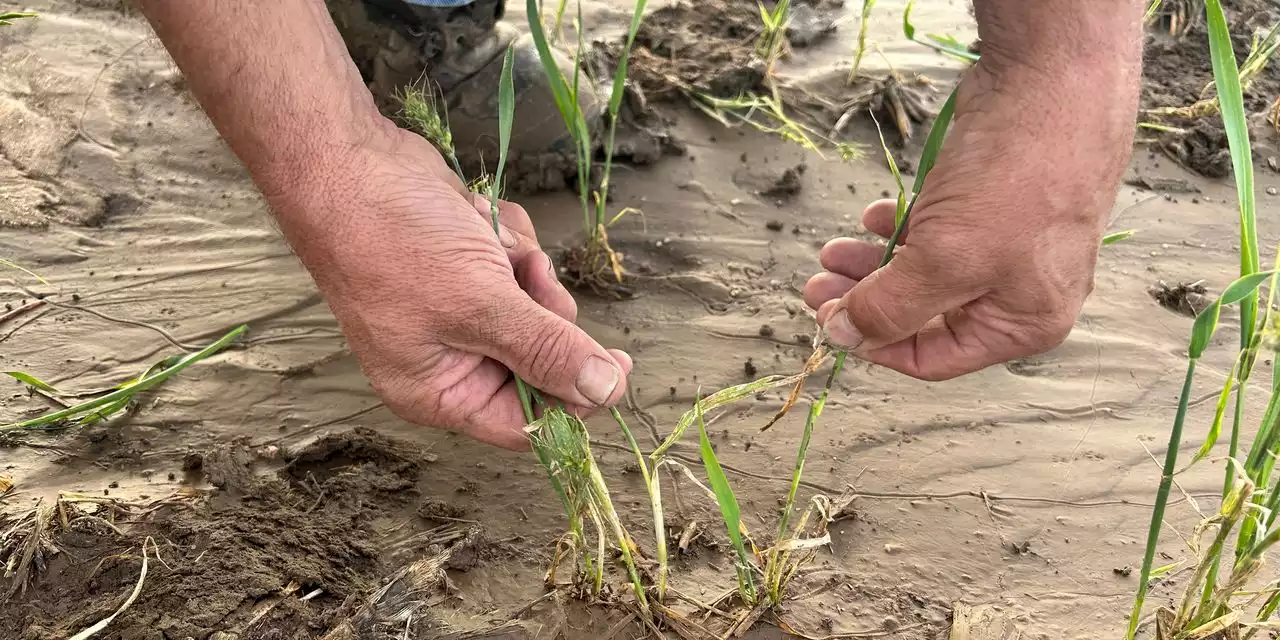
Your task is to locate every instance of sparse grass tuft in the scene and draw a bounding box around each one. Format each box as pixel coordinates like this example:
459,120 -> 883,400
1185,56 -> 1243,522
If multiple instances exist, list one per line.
1,325 -> 248,435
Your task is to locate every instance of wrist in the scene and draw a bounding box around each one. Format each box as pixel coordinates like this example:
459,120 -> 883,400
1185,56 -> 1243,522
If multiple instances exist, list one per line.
972,1 -> 1142,105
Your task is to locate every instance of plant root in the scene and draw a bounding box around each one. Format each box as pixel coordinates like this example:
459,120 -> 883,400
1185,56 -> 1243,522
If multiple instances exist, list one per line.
832,74 -> 935,142
558,232 -> 635,298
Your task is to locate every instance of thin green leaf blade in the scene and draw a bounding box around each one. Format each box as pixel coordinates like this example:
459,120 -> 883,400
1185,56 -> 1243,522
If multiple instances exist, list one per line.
1,325 -> 247,432
910,88 -> 958,194
651,373 -> 807,459
0,258 -> 50,286
696,398 -> 756,602
1102,229 -> 1139,246
4,372 -> 61,394
1188,271 -> 1275,359
494,45 -> 516,194
608,0 -> 649,115
524,0 -> 581,138
902,0 -> 978,62
1192,354 -> 1243,464
0,12 -> 35,26
902,0 -> 917,39
1205,0 -> 1261,336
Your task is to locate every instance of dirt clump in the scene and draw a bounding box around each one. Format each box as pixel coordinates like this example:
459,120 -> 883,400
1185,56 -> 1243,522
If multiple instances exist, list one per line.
1142,0 -> 1280,175
762,163 -> 806,198
1150,280 -> 1210,317
615,0 -> 767,100
0,428 -> 473,640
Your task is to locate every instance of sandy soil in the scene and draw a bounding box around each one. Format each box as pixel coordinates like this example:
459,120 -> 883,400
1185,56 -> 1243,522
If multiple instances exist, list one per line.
4,1 -> 1280,638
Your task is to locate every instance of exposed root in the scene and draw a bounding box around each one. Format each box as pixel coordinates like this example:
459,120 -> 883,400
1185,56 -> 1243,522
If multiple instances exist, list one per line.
831,73 -> 936,142
1,490 -> 193,600
1150,0 -> 1202,38
322,526 -> 480,639
558,233 -> 635,299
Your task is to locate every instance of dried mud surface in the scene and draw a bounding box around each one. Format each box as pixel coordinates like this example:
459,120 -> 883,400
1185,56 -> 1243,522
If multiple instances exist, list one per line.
1,429 -> 489,640
5,1 -> 1280,639
1143,0 -> 1280,176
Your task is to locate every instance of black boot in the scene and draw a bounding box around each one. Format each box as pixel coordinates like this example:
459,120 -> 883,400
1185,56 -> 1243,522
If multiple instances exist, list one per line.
327,0 -> 603,188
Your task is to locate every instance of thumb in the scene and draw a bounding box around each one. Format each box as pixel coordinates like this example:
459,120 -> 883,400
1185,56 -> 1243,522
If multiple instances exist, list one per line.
469,291 -> 629,408
819,248 -> 979,351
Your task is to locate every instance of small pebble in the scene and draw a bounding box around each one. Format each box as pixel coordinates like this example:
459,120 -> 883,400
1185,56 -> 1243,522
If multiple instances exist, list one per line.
765,220 -> 785,231
1268,187 -> 1278,196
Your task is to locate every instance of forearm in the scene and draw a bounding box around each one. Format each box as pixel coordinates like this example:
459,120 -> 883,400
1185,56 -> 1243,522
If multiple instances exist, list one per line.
136,0 -> 384,198
974,0 -> 1144,82
964,1 -> 1142,226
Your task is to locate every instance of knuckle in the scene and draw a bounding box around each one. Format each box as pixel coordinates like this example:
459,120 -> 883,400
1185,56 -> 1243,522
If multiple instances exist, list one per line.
1007,311 -> 1074,354
851,291 -> 912,337
516,319 -> 578,379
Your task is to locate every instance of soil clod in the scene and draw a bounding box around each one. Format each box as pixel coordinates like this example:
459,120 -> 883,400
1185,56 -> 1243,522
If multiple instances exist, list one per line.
1151,280 -> 1210,317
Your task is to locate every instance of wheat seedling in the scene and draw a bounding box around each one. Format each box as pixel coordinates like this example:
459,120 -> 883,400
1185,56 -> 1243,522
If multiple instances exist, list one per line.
524,0 -> 648,291
846,0 -> 876,84
1126,2 -> 1280,638
1,325 -> 248,435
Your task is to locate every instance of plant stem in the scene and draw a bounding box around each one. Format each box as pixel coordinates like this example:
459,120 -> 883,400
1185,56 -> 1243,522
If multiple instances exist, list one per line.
1127,360 -> 1199,640
612,407 -> 667,602
586,459 -> 651,615
767,353 -> 844,603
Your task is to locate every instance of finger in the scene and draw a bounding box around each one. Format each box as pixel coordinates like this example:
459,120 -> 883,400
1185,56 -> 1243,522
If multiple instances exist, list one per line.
819,238 -> 885,281
856,309 -> 1052,381
430,358 -> 534,450
515,250 -> 577,322
461,293 -> 630,409
818,248 -> 981,352
472,193 -> 538,240
550,349 -> 635,418
862,199 -> 903,239
803,271 -> 856,310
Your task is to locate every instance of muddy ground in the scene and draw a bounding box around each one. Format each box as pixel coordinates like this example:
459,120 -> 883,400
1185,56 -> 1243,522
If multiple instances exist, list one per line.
4,0 -> 1280,639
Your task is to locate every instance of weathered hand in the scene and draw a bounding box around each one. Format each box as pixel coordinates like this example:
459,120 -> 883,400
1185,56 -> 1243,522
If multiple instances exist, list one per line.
269,125 -> 630,449
803,28 -> 1139,380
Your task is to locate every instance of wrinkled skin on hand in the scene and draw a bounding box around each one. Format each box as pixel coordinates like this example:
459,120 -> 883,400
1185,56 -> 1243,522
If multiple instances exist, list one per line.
268,125 -> 631,449
804,43 -> 1139,380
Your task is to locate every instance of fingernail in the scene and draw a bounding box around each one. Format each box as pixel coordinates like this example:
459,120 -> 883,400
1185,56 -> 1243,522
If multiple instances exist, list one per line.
498,225 -> 517,248
576,355 -> 620,406
545,253 -> 558,279
822,309 -> 864,350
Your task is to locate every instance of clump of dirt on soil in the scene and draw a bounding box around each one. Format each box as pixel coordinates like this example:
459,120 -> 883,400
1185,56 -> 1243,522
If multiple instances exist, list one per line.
613,0 -> 844,101
1150,280 -> 1210,317
1143,0 -> 1280,175
0,428 -> 477,640
762,163 -> 806,198
612,0 -> 767,101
